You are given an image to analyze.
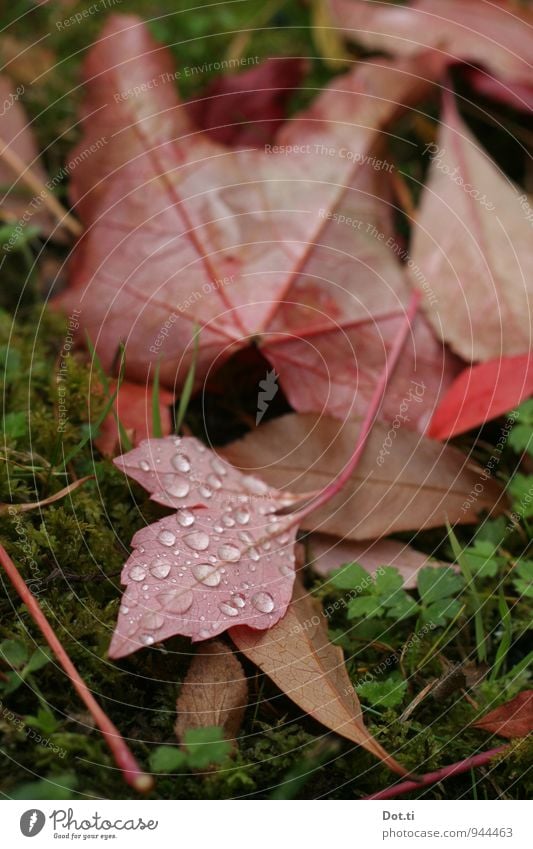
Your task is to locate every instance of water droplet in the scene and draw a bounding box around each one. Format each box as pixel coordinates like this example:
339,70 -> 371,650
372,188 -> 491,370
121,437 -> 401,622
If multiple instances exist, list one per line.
129,564 -> 146,582
184,531 -> 210,551
198,627 -> 211,639
158,589 -> 193,614
200,484 -> 213,499
219,601 -> 239,617
211,457 -> 227,476
140,634 -> 155,646
139,459 -> 150,471
172,453 -> 191,473
238,530 -> 254,544
249,547 -> 260,562
121,605 -> 129,615
262,541 -> 272,551
141,611 -> 165,630
232,592 -> 246,608
177,509 -> 195,527
243,475 -> 268,494
158,529 -> 176,547
207,473 -> 222,490
164,476 -> 190,499
252,591 -> 274,613
267,521 -> 279,534
192,563 -> 221,587
214,524 -> 223,533
222,514 -> 236,528
235,507 -> 250,525
218,544 -> 241,562
279,563 -> 293,577
150,559 -> 171,579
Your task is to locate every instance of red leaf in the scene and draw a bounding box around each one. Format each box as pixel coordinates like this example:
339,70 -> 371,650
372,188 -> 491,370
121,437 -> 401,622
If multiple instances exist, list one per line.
185,57 -> 306,147
474,691 -> 533,739
95,379 -> 175,456
54,15 -> 451,427
109,436 -> 298,657
429,354 -> 533,440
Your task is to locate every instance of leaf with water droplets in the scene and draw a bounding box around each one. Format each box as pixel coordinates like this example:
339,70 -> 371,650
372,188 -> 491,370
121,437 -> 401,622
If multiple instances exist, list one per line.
109,436 -> 299,658
229,578 -> 407,775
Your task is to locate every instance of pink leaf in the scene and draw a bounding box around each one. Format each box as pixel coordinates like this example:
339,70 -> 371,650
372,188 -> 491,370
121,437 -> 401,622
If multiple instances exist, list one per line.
95,379 -> 175,456
327,0 -> 533,96
109,436 -> 298,657
429,354 -> 533,440
411,91 -> 533,361
53,15 -> 450,424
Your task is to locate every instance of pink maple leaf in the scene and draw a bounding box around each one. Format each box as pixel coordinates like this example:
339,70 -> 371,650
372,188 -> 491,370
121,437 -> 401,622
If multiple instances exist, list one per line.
109,435 -> 299,657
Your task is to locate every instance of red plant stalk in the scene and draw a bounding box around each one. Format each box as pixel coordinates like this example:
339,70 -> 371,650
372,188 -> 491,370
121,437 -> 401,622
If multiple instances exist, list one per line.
366,745 -> 508,799
0,543 -> 153,793
294,289 -> 422,522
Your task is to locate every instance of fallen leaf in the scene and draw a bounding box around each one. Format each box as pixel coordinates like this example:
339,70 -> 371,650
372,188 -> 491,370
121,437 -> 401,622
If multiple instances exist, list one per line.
221,412 -> 505,540
474,691 -> 533,739
108,436 -> 299,657
429,354 -> 533,440
95,379 -> 175,457
185,57 -> 306,147
411,91 -> 533,361
175,639 -> 248,743
230,578 -> 407,774
0,75 -> 57,236
54,14 -> 448,424
306,532 -> 448,588
327,0 -> 533,110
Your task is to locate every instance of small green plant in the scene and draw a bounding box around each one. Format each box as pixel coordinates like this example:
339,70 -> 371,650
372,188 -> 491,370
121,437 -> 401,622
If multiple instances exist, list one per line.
330,563 -> 419,620
149,727 -> 232,772
417,565 -> 465,627
512,560 -> 533,599
509,399 -> 533,456
356,671 -> 407,708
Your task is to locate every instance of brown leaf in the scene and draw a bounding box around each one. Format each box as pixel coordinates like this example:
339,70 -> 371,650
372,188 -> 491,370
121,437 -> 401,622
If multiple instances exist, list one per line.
221,413 -> 505,540
474,691 -> 533,739
175,640 -> 248,743
230,579 -> 407,775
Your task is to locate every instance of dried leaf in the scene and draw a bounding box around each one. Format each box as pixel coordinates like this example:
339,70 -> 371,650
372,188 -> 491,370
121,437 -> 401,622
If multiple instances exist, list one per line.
411,92 -> 533,361
109,436 -> 298,657
307,533 -> 449,588
221,412 -> 505,540
474,691 -> 533,739
175,639 -> 248,742
230,579 -> 407,774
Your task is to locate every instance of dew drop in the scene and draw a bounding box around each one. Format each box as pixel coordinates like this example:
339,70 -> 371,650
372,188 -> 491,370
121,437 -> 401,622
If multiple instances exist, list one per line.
218,544 -> 241,562
249,547 -> 260,562
139,459 -> 150,471
207,473 -> 222,490
252,591 -> 274,613
199,627 -> 211,638
129,564 -> 146,582
235,507 -> 250,525
279,563 -> 293,577
150,559 -> 171,579
232,592 -> 246,609
219,601 -> 239,617
158,529 -> 176,547
164,476 -> 190,499
158,589 -> 193,614
172,453 -> 191,473
192,563 -> 221,587
211,457 -> 227,476
200,484 -> 213,499
243,475 -> 268,495
222,514 -> 236,528
177,509 -> 195,527
140,634 -> 155,646
184,531 -> 210,551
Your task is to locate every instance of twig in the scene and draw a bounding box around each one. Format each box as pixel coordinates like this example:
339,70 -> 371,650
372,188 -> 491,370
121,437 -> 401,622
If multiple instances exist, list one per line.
0,543 -> 153,793
0,136 -> 82,238
0,476 -> 94,515
365,745 -> 507,799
